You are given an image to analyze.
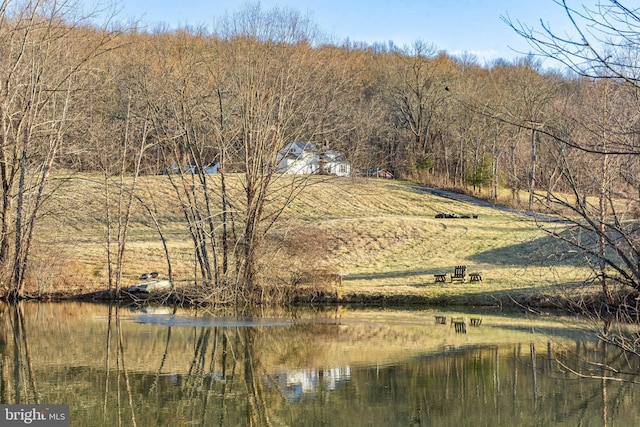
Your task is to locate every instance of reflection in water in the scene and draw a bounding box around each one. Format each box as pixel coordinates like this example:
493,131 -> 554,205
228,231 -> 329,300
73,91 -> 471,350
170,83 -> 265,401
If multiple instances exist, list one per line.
266,367 -> 352,402
132,314 -> 295,327
1,303 -> 640,426
1,304 -> 38,404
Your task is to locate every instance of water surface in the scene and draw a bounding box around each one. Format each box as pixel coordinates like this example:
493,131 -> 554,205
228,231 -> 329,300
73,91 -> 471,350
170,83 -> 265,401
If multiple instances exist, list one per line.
0,302 -> 637,426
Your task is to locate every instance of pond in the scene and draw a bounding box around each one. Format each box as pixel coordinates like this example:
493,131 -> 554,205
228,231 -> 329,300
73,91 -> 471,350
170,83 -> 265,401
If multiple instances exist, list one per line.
0,302 -> 638,426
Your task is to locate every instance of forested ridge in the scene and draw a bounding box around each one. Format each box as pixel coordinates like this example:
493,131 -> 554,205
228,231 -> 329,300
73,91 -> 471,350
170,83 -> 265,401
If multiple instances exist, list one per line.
50,16 -> 596,201
20,6 -> 638,208
2,0 -> 640,304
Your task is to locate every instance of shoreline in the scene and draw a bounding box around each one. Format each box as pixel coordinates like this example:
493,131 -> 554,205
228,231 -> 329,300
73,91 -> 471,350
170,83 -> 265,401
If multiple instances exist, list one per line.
6,286 -> 612,316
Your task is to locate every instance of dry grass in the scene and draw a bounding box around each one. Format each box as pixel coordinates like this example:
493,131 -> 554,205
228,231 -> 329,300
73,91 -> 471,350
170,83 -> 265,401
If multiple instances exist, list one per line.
26,173 -> 596,303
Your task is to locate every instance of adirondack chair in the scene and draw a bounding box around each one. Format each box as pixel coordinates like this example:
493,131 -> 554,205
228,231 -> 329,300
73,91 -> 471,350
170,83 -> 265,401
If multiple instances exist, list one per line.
453,320 -> 467,334
450,265 -> 467,282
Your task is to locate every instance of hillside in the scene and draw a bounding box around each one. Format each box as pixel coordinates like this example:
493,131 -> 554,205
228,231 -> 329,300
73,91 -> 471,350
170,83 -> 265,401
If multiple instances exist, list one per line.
31,174 -> 595,305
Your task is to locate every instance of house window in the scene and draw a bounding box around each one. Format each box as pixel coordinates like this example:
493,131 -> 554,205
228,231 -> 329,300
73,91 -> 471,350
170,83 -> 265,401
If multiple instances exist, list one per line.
338,164 -> 347,174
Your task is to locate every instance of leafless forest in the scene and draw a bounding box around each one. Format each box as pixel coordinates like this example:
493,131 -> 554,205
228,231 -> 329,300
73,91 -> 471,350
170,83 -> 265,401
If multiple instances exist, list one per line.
1,0 -> 640,304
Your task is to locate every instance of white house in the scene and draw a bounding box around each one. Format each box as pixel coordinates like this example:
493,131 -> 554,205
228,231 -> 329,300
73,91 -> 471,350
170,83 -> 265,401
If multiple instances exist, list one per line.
277,141 -> 351,177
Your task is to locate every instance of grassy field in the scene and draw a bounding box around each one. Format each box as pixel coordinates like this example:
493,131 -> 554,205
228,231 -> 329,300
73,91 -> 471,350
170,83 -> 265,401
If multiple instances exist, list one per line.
30,174 -> 600,306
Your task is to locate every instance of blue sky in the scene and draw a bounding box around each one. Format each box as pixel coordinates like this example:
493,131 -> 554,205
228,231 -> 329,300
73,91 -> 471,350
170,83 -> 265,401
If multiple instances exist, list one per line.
83,0 -> 588,64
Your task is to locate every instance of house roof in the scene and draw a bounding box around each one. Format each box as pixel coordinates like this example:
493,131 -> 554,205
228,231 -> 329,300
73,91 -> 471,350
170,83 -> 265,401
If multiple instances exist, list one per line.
323,150 -> 347,163
281,142 -> 348,163
296,141 -> 318,152
279,141 -> 316,160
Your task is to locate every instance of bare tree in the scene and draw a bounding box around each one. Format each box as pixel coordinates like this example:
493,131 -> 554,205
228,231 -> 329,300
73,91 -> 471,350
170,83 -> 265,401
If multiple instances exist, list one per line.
0,0 -> 120,301
135,4 -> 355,302
504,1 -> 640,298
384,41 -> 446,179
216,5 -> 335,296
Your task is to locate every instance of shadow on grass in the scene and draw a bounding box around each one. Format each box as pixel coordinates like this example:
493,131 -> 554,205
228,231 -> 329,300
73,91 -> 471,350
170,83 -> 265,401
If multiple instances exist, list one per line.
343,225 -> 596,288
345,235 -> 584,284
345,268 -> 449,281
468,229 -> 585,267
471,223 -> 610,271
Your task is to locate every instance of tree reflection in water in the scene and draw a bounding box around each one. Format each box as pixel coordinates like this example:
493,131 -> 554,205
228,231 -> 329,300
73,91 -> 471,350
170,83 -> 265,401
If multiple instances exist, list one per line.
0,304 -> 38,404
1,303 -> 640,426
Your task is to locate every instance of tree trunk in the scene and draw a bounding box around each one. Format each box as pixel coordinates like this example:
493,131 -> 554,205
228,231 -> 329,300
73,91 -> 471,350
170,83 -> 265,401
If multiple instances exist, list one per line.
529,125 -> 537,211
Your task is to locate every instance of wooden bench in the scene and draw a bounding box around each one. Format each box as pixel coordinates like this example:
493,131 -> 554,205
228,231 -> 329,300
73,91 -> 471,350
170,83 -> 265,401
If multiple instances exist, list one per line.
434,315 -> 447,324
434,273 -> 447,283
469,272 -> 482,282
470,318 -> 482,326
450,265 -> 467,282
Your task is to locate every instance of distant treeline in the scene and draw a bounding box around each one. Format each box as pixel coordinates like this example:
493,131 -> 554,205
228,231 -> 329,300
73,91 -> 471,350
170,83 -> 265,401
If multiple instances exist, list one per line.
13,3 -> 638,207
